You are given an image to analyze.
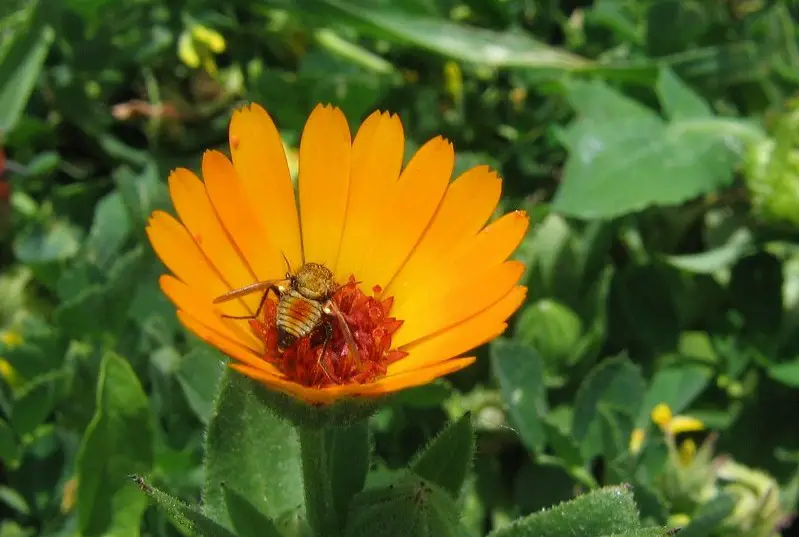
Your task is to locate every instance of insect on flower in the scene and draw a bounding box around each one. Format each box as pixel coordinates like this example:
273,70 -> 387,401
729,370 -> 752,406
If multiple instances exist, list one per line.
212,260 -> 361,380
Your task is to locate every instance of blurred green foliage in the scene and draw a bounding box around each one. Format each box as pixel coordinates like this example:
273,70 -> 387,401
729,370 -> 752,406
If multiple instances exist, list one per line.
1,0 -> 799,536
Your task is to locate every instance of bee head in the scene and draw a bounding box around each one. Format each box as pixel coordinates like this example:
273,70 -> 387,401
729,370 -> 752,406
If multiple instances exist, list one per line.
295,262 -> 337,300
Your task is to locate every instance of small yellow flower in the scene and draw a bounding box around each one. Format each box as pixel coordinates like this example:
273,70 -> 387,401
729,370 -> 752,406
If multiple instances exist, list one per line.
190,24 -> 226,54
177,24 -> 226,75
146,104 -> 528,405
679,438 -> 697,466
177,32 -> 201,69
651,402 -> 672,427
651,403 -> 705,435
1,330 -> 23,347
629,427 -> 645,454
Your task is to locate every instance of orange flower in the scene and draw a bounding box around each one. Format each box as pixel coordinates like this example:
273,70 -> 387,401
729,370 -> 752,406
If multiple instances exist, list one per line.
146,103 -> 528,405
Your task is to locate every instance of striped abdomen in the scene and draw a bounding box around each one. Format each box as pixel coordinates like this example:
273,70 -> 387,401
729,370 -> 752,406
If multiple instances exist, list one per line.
276,289 -> 324,350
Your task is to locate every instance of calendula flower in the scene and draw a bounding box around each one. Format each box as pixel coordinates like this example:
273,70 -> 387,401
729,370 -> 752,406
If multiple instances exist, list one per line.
146,103 -> 527,405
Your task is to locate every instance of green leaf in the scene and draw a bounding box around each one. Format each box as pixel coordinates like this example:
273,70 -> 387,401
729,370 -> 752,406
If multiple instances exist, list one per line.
637,364 -> 712,426
664,228 -> 754,274
656,68 -> 711,120
646,1 -> 706,57
311,0 -> 590,70
131,476 -> 238,537
613,263 -> 680,350
176,348 -> 224,425
0,418 -> 18,467
553,74 -> 748,219
768,359 -> 799,388
515,299 -> 583,367
488,486 -> 642,537
222,486 -> 282,537
11,370 -> 68,436
13,220 -> 82,264
491,340 -> 547,452
601,528 -> 671,537
345,474 -> 460,537
328,421 -> 370,528
203,371 -> 304,527
572,356 -> 645,456
76,353 -> 154,537
0,0 -> 54,133
675,493 -> 735,537
0,486 -> 29,515
730,251 -> 783,336
85,191 -> 132,269
410,412 -> 474,498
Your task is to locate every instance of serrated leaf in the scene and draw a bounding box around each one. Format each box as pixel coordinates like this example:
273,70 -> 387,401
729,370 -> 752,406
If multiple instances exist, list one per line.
222,486 -> 282,537
488,486 -> 641,537
553,75 -> 744,219
203,371 -> 304,528
346,474 -> 459,537
601,528 -> 670,537
410,412 -> 474,499
76,353 -> 154,537
132,476 -> 238,537
491,340 -> 547,452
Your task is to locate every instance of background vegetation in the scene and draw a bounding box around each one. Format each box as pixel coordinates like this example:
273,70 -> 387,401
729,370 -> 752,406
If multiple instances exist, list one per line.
1,0 -> 799,536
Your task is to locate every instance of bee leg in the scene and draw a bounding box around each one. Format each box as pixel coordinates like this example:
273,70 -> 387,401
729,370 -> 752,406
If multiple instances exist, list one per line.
316,321 -> 337,384
220,285 -> 280,320
324,300 -> 362,370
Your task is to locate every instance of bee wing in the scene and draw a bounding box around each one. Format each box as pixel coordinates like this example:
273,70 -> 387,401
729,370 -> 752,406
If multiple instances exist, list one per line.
213,278 -> 288,304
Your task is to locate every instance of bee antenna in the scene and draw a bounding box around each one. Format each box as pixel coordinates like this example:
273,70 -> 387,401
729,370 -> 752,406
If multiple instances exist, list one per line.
280,251 -> 292,273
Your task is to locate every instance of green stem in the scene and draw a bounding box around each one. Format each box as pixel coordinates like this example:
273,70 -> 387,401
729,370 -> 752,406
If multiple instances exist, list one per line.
299,427 -> 339,537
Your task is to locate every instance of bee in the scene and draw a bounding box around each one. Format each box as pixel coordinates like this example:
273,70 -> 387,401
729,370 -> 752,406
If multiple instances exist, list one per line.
212,261 -> 360,380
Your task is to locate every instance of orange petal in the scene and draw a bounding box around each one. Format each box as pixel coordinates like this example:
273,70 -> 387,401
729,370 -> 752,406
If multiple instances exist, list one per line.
335,111 -> 404,282
392,210 -> 529,312
359,357 -> 476,395
230,364 -> 360,404
231,356 -> 475,404
202,150 -> 287,281
384,165 -> 502,304
146,211 -> 249,317
389,286 -> 526,374
168,168 -> 260,312
356,136 -> 454,292
229,104 -> 302,268
159,275 -> 264,353
177,311 -> 283,377
298,104 -> 352,268
391,261 -> 525,348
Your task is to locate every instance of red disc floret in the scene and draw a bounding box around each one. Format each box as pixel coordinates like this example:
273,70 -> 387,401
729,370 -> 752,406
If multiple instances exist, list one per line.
249,278 -> 407,388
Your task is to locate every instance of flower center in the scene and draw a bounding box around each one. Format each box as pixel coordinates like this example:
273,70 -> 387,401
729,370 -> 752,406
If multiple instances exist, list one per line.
248,278 -> 407,388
